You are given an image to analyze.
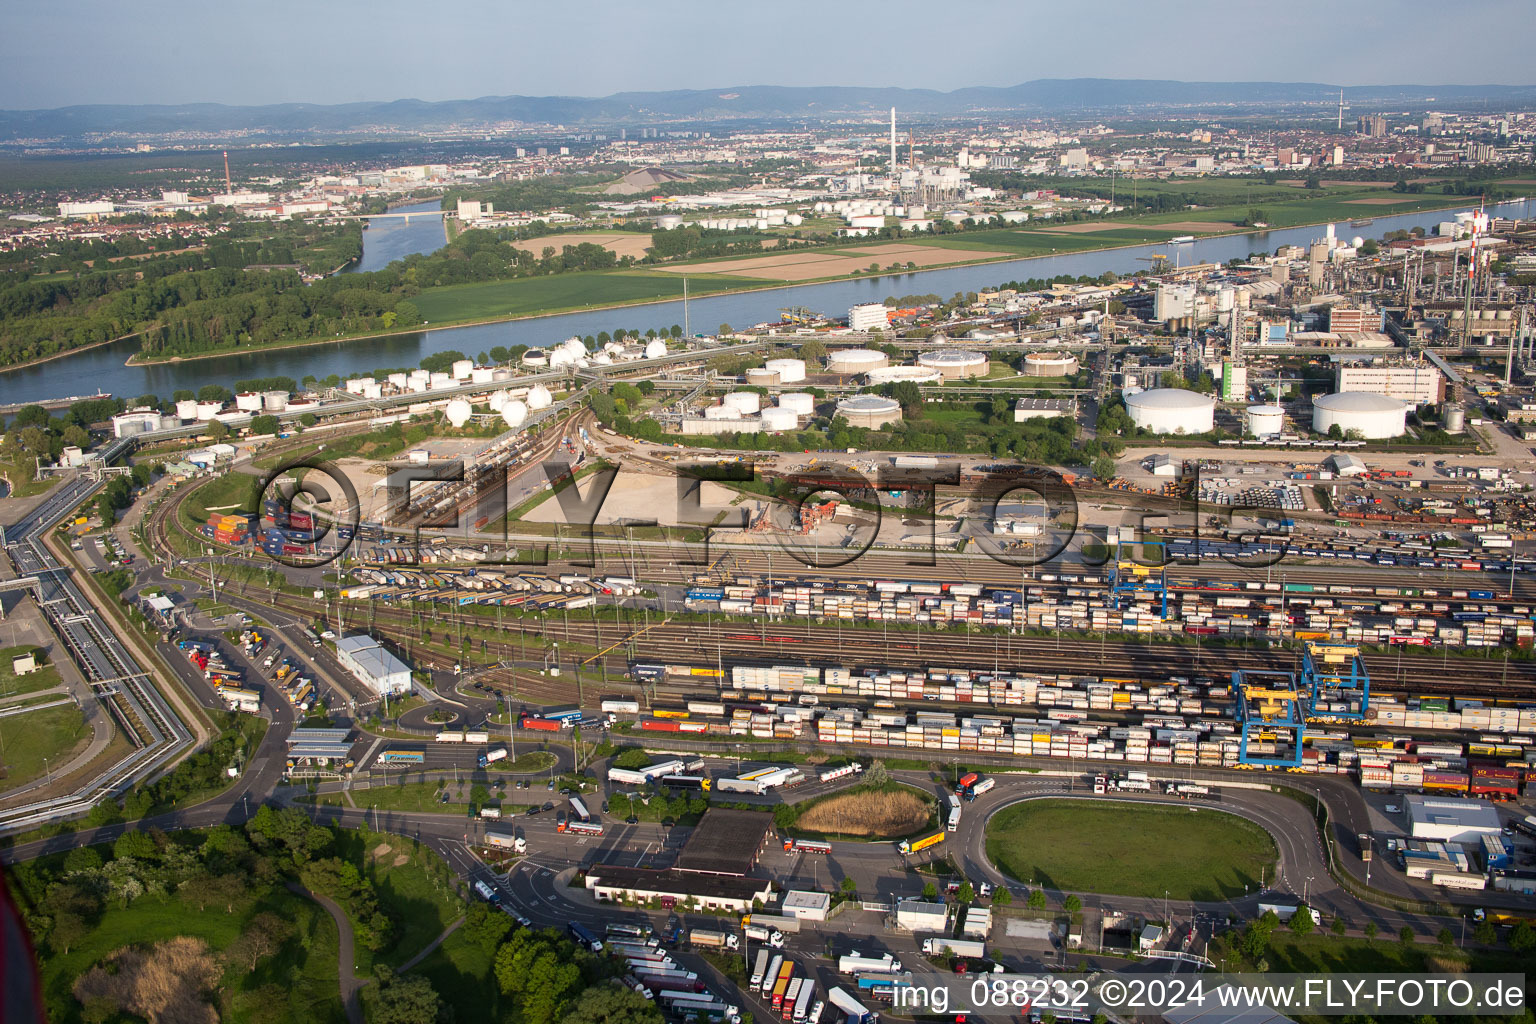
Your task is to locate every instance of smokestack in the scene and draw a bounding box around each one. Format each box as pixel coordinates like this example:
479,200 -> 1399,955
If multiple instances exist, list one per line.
890,107 -> 897,177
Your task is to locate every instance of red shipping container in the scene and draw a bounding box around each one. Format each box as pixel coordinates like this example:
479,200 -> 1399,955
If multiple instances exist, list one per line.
519,717 -> 559,732
639,719 -> 681,732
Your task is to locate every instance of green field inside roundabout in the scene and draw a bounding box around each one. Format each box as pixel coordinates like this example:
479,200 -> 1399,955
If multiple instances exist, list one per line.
984,799 -> 1277,901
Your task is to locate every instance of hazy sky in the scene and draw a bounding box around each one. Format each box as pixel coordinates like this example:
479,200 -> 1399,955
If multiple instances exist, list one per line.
5,0 -> 1533,109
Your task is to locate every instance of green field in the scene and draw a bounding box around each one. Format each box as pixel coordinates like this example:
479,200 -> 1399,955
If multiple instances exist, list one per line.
0,645 -> 61,698
984,799 -> 1277,900
0,702 -> 89,793
311,779 -> 530,816
411,269 -> 747,324
38,888 -> 344,1024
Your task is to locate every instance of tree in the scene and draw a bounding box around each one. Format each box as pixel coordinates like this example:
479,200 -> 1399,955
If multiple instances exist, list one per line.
1398,925 -> 1416,945
1436,927 -> 1454,949
1063,894 -> 1082,913
1028,889 -> 1047,909
1509,921 -> 1536,952
207,420 -> 229,441
1363,922 -> 1378,941
113,830 -> 156,861
1474,918 -> 1496,945
1091,455 -> 1117,481
1327,423 -> 1344,440
558,984 -> 663,1024
371,966 -> 450,1024
1289,905 -> 1314,936
799,338 -> 827,363
921,882 -> 938,900
1331,916 -> 1347,937
992,886 -> 1012,907
955,881 -> 974,904
718,323 -> 732,336
840,876 -> 858,897
250,414 -> 280,435
226,912 -> 295,971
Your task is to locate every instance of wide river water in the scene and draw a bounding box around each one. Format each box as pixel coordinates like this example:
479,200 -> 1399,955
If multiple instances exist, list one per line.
2,196 -> 1530,408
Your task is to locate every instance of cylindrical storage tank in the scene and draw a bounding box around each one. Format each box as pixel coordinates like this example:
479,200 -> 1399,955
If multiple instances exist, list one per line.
702,404 -> 733,420
1444,405 -> 1466,432
723,392 -> 761,415
501,400 -> 528,429
362,382 -> 383,400
865,365 -> 942,385
451,359 -> 474,380
764,358 -> 806,383
645,339 -> 668,360
917,349 -> 990,381
159,414 -> 181,430
492,367 -> 512,382
1311,392 -> 1407,439
827,348 -> 889,375
835,394 -> 902,428
409,379 -> 430,393
1216,287 -> 1235,312
760,407 -> 799,431
521,349 -> 548,367
1123,388 -> 1215,434
176,399 -> 199,421
1245,404 -> 1285,437
527,386 -> 553,410
286,399 -> 318,413
235,392 -> 263,412
409,369 -> 430,383
656,214 -> 685,230
1023,351 -> 1079,377
744,368 -> 780,387
471,367 -> 493,384
195,401 -> 223,421
778,393 -> 816,416
429,372 -> 453,390
445,398 -> 473,428
388,373 -> 409,389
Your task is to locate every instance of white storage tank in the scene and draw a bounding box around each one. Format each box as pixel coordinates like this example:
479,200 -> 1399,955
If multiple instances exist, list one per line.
195,401 -> 223,421
1245,404 -> 1285,437
527,386 -> 553,410
1311,391 -> 1406,439
761,407 -> 799,431
451,359 -> 474,380
522,349 -> 549,367
501,400 -> 528,429
778,393 -> 816,416
703,403 -> 734,420
362,382 -> 383,400
744,367 -> 781,386
1444,405 -> 1466,432
445,399 -> 474,427
827,348 -> 889,375
866,365 -> 942,384
488,391 -> 509,412
235,392 -> 263,412
1023,351 -> 1078,377
656,214 -> 685,230
835,394 -> 902,428
917,349 -> 990,381
471,367 -> 494,384
1123,388 -> 1215,434
388,373 -> 409,389
176,399 -> 199,420
723,392 -> 761,415
764,358 -> 806,384
429,372 -> 453,390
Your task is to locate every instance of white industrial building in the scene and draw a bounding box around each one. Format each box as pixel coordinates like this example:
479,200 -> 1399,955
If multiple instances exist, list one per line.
780,890 -> 831,921
1013,397 -> 1077,422
1311,391 -> 1406,439
849,303 -> 890,332
1123,388 -> 1215,434
895,899 -> 949,933
1334,362 -> 1445,405
335,634 -> 413,696
1404,795 -> 1503,844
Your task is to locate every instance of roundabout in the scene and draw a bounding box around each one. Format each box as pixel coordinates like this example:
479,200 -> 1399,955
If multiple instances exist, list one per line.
981,796 -> 1280,901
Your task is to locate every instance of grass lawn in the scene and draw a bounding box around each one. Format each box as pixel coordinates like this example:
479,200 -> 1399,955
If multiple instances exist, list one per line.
0,645 -> 62,698
0,458 -> 59,499
37,888 -> 344,1024
319,778 -> 531,816
411,269 -> 746,323
0,702 -> 90,793
353,833 -> 466,971
984,799 -> 1276,901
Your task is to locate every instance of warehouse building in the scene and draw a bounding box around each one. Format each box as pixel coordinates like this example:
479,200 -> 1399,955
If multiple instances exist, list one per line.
780,890 -> 831,921
1013,397 -> 1077,422
335,634 -> 413,696
584,808 -> 775,911
895,899 -> 950,933
1404,794 -> 1503,843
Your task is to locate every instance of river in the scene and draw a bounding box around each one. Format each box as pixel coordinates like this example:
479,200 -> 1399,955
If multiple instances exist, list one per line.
0,197 -> 1529,409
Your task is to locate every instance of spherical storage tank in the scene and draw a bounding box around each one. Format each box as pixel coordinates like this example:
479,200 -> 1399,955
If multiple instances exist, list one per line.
1311,392 -> 1406,439
445,399 -> 473,428
827,349 -> 889,375
917,349 -> 990,381
501,400 -> 528,429
722,392 -> 761,415
644,339 -> 669,360
1245,404 -> 1285,437
760,407 -> 799,431
764,358 -> 806,384
1123,388 -> 1215,434
835,394 -> 902,429
778,393 -> 816,416
488,391 -> 509,412
1023,351 -> 1078,377
527,386 -> 553,410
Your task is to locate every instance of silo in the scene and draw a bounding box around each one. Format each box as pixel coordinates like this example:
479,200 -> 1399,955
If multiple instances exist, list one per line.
471,367 -> 494,384
745,368 -> 780,387
764,358 -> 806,383
388,373 -> 409,389
429,372 -> 453,390
176,399 -> 199,420
1245,405 -> 1285,437
778,393 -> 816,416
723,392 -> 761,415
235,392 -> 263,412
827,349 -> 889,375
195,401 -> 223,421
451,359 -> 474,380
760,407 -> 799,431
1444,405 -> 1466,432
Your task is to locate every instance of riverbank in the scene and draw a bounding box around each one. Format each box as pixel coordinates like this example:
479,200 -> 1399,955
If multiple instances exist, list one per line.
1,331 -> 139,377
121,194 -> 1476,368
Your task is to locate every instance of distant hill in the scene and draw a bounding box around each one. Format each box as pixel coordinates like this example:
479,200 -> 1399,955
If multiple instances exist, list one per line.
5,79 -> 1535,139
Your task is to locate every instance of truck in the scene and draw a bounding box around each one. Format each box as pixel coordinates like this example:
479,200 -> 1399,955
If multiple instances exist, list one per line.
473,880 -> 499,903
483,831 -> 526,853
751,950 -> 771,990
793,977 -> 816,1023
569,796 -> 591,822
967,777 -> 996,800
946,794 -> 962,832
478,746 -> 508,768
377,749 -> 426,766
568,921 -> 603,952
826,986 -> 875,1024
955,772 -> 979,793
838,953 -> 902,975
659,991 -> 740,1019
601,698 -> 641,715
783,979 -> 803,1021
922,938 -> 985,958
1258,903 -> 1321,925
558,820 -> 604,836
745,924 -> 786,947
607,923 -> 653,941
771,960 -> 795,1010
742,914 -> 802,934
542,705 -> 583,724
760,955 -> 784,997
819,763 -> 863,784
897,832 -> 945,855
784,839 -> 832,856
689,929 -> 740,950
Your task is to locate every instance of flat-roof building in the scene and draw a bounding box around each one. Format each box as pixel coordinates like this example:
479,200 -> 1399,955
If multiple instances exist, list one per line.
895,899 -> 949,933
781,890 -> 831,921
1404,794 -> 1503,843
1012,397 -> 1077,422
335,634 -> 412,696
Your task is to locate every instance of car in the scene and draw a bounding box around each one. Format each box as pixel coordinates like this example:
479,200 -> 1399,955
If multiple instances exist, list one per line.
1503,826 -> 1514,836
546,779 -> 554,790
626,815 -> 639,824
1385,804 -> 1400,814
525,806 -> 539,816
660,817 -> 675,828
542,801 -> 554,811
601,801 -> 609,813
